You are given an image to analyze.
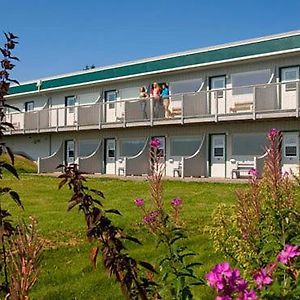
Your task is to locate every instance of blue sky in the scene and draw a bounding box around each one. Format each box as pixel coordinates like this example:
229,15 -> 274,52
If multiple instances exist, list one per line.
2,0 -> 300,82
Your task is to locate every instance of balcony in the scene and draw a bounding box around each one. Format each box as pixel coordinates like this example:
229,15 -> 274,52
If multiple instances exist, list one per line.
5,81 -> 300,135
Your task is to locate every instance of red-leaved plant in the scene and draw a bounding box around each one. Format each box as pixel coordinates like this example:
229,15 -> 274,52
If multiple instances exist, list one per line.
58,163 -> 160,299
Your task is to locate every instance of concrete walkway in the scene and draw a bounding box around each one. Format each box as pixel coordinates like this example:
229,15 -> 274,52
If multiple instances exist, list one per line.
34,172 -> 249,184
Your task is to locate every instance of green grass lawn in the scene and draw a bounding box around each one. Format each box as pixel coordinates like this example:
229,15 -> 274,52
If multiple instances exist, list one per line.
0,175 -> 279,299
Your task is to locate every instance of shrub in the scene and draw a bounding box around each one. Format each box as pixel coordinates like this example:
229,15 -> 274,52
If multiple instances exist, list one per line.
207,128 -> 300,299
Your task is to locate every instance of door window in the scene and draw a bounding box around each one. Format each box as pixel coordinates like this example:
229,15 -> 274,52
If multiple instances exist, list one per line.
281,67 -> 299,91
283,134 -> 298,158
105,90 -> 117,109
212,136 -> 225,158
65,96 -> 76,113
65,140 -> 75,163
25,101 -> 34,112
210,76 -> 226,98
106,140 -> 116,158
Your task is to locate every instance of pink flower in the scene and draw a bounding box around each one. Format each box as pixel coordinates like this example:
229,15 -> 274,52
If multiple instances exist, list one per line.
171,197 -> 183,207
277,244 -> 300,265
216,296 -> 232,300
150,138 -> 161,148
134,198 -> 144,207
253,268 -> 272,290
248,168 -> 258,178
143,210 -> 160,224
237,289 -> 257,300
267,128 -> 279,140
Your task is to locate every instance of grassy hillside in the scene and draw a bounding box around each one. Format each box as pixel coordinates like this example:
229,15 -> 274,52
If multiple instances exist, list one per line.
1,154 -> 37,173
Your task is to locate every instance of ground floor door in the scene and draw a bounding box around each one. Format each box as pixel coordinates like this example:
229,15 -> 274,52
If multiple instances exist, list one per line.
150,136 -> 166,173
65,140 -> 75,165
210,134 -> 226,178
104,138 -> 116,174
282,132 -> 299,175
280,67 -> 299,110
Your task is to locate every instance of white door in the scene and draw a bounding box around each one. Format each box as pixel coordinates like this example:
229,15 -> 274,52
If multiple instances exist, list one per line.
281,67 -> 299,110
65,96 -> 76,126
65,140 -> 75,165
210,76 -> 226,115
282,132 -> 299,175
150,136 -> 166,173
105,139 -> 116,174
210,134 -> 226,178
105,90 -> 117,123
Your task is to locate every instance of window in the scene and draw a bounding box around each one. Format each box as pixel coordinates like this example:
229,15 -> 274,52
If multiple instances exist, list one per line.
105,90 -> 117,109
65,140 -> 75,163
232,134 -> 267,156
120,87 -> 140,100
65,96 -> 76,113
231,69 -> 271,95
170,137 -> 201,156
119,139 -> 145,157
78,140 -> 99,157
24,101 -> 34,112
284,134 -> 298,158
169,78 -> 203,94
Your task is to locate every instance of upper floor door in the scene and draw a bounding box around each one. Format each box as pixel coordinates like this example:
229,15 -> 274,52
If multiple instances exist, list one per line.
25,101 -> 34,112
280,67 -> 299,110
104,90 -> 118,123
210,76 -> 226,114
65,96 -> 76,126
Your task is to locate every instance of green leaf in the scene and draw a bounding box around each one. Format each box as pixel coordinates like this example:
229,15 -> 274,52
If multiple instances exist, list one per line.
124,235 -> 142,244
9,190 -> 23,209
105,209 -> 121,216
0,162 -> 19,179
139,261 -> 157,274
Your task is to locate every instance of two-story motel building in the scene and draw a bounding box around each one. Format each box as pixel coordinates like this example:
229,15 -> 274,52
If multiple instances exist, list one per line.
4,31 -> 300,178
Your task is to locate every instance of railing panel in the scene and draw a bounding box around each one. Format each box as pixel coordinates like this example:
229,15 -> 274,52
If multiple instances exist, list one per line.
183,92 -> 209,117
78,103 -> 100,126
255,85 -> 279,112
24,111 -> 38,131
39,109 -> 50,130
102,102 -> 124,124
125,99 -> 151,122
10,113 -> 24,131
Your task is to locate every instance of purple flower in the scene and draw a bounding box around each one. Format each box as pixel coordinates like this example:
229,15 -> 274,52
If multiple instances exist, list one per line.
206,262 -> 248,296
150,138 -> 161,148
237,289 -> 257,300
277,244 -> 300,265
134,198 -> 144,207
143,210 -> 160,224
248,168 -> 258,178
171,197 -> 183,207
267,128 -> 279,140
253,268 -> 272,290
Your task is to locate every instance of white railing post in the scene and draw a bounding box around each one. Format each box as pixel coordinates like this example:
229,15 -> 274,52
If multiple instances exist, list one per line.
98,102 -> 102,129
123,101 -> 126,127
214,92 -> 218,122
252,86 -> 256,120
181,94 -> 184,124
76,105 -> 79,130
37,111 -> 40,132
150,97 -> 153,126
296,82 -> 299,117
56,108 -> 59,131
181,157 -> 184,178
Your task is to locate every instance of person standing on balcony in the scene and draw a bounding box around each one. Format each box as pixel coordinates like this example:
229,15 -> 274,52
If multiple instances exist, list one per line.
161,83 -> 171,118
151,82 -> 161,118
139,86 -> 148,119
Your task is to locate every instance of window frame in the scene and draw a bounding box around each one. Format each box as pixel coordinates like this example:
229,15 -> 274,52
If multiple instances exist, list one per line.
24,101 -> 34,112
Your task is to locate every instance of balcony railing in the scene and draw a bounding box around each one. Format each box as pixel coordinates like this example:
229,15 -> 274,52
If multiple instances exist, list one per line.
5,81 -> 300,134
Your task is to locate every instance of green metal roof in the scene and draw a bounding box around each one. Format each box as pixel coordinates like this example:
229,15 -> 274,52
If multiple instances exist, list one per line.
9,33 -> 300,96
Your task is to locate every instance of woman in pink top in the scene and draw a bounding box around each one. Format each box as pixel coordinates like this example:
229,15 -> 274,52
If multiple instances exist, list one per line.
151,82 -> 161,118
